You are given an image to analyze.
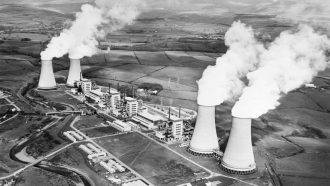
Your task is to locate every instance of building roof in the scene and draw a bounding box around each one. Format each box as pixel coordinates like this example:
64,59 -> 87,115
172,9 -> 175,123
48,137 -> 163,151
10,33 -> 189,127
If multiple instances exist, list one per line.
90,89 -> 107,97
125,97 -> 137,102
138,111 -> 164,122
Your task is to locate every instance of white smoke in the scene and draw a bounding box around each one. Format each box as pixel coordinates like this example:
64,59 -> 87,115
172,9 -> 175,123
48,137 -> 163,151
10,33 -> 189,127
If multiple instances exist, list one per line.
197,21 -> 264,106
232,25 -> 330,118
40,0 -> 142,60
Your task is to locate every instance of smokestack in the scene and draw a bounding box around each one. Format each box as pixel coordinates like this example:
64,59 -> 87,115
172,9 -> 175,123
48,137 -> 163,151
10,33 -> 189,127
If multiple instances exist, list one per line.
66,58 -> 82,87
38,60 -> 57,90
187,105 -> 219,157
179,106 -> 181,118
220,117 -> 256,174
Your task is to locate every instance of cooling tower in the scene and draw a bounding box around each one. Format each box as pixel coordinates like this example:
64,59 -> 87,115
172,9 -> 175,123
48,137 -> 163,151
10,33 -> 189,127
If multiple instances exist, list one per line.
38,60 -> 57,90
187,105 -> 219,157
66,58 -> 82,87
221,117 -> 256,174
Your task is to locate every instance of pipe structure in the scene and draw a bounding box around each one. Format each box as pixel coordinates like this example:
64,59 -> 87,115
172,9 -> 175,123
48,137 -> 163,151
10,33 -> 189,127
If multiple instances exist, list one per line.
66,58 -> 82,87
38,60 -> 57,90
220,116 -> 256,174
187,105 -> 219,157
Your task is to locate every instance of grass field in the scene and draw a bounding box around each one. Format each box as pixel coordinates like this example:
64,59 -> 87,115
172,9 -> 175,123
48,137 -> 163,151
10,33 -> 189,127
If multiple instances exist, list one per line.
38,88 -> 82,110
96,132 -> 209,186
82,126 -> 119,138
74,115 -> 105,130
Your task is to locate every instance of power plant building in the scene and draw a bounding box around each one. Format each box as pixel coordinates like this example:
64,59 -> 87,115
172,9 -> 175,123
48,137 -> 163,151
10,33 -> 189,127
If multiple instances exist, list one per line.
109,92 -> 120,108
221,117 -> 256,174
171,119 -> 184,139
76,79 -> 92,92
107,120 -> 132,132
126,97 -> 138,117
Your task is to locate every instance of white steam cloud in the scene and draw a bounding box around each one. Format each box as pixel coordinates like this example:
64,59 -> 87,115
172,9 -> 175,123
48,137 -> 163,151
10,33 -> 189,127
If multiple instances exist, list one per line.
40,0 -> 142,60
232,25 -> 330,118
197,21 -> 264,106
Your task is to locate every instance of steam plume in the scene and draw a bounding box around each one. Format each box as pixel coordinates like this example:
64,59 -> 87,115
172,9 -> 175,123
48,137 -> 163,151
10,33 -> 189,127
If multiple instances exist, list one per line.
232,25 -> 330,118
40,0 -> 142,60
197,21 -> 264,106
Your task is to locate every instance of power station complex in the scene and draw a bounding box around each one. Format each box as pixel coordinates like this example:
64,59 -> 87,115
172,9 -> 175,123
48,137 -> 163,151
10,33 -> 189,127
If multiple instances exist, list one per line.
37,57 -> 257,175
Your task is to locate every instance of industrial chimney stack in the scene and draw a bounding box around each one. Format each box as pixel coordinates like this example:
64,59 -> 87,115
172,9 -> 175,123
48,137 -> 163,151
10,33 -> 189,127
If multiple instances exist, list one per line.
187,105 -> 219,157
220,116 -> 256,174
38,59 -> 57,90
66,58 -> 82,87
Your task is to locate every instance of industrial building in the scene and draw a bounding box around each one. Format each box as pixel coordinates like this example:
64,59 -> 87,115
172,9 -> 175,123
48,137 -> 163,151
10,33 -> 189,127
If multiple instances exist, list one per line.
100,161 -> 116,173
132,110 -> 164,129
88,151 -> 107,160
109,92 -> 120,108
125,97 -> 138,117
171,119 -> 184,139
63,131 -> 84,142
86,143 -> 102,153
220,117 -> 256,174
85,89 -> 106,103
38,59 -> 57,90
76,78 -> 92,92
79,145 -> 94,155
187,105 -> 219,157
107,120 -> 132,132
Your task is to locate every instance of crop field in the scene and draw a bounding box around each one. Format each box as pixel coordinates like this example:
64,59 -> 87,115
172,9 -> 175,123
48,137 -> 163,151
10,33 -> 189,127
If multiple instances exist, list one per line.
115,64 -> 165,74
148,66 -> 203,88
165,51 -> 215,68
157,90 -> 197,101
96,132 -> 209,186
134,51 -> 178,66
84,67 -> 145,83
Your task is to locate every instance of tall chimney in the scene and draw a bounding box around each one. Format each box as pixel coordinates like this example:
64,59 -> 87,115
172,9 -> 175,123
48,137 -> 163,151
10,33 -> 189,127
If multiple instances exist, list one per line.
66,58 -> 82,87
187,105 -> 219,157
38,59 -> 57,90
220,117 -> 256,174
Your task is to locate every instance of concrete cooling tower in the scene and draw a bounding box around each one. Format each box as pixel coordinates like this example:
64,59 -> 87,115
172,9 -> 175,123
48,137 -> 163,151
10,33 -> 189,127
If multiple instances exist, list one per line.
38,60 -> 57,90
221,117 -> 256,174
66,58 -> 82,87
187,105 -> 219,157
